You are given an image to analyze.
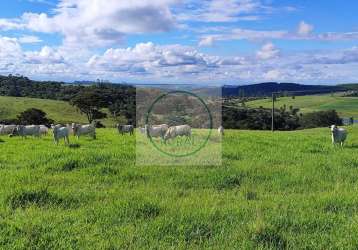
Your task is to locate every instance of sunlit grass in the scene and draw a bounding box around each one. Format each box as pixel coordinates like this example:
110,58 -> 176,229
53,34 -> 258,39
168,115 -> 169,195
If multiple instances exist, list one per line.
247,93 -> 358,118
0,126 -> 357,248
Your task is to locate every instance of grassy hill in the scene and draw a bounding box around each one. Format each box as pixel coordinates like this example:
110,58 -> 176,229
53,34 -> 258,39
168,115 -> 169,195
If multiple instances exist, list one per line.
247,93 -> 358,118
0,96 -> 117,126
0,127 -> 358,248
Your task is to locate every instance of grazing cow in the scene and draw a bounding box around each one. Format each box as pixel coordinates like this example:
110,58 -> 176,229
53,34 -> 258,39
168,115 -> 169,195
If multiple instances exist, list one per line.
218,125 -> 224,136
164,125 -> 192,142
66,124 -> 74,135
331,125 -> 348,147
0,125 -> 17,135
13,125 -> 40,138
51,124 -> 70,145
145,124 -> 169,139
39,125 -> 49,136
117,124 -> 134,135
139,127 -> 146,134
72,123 -> 96,139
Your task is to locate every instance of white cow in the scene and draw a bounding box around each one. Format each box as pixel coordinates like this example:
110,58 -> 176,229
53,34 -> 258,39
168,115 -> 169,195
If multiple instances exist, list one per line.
331,125 -> 348,147
139,127 -> 146,134
52,124 -> 70,145
164,125 -> 192,142
218,125 -> 224,136
13,125 -> 40,138
0,125 -> 17,135
39,125 -> 49,136
145,124 -> 169,139
66,124 -> 74,135
72,123 -> 96,139
117,124 -> 134,135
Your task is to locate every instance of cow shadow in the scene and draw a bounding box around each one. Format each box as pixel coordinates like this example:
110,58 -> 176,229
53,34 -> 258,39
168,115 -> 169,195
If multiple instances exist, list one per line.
68,143 -> 81,149
0,138 -> 4,143
345,143 -> 358,149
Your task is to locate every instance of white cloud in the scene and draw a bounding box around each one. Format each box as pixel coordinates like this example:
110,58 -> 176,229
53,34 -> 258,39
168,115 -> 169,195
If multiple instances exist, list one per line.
256,42 -> 280,60
263,69 -> 281,80
198,36 -> 216,47
25,46 -> 65,64
0,37 -> 23,72
0,37 -> 23,56
87,42 -> 218,77
177,0 -> 283,23
298,21 -> 314,35
1,32 -> 358,84
0,19 -> 24,30
305,46 -> 358,65
18,35 -> 42,44
2,0 -> 177,47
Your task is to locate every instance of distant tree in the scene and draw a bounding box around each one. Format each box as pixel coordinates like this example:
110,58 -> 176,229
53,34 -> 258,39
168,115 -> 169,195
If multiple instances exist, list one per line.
299,110 -> 342,129
70,88 -> 108,123
17,108 -> 54,126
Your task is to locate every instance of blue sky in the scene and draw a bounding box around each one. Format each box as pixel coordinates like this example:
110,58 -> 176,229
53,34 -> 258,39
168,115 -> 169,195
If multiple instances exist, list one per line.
0,0 -> 357,85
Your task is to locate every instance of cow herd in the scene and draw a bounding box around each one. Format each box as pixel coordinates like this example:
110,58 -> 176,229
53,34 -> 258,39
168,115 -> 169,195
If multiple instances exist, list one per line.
0,123 -> 352,147
0,123 -> 224,145
0,123 -> 98,145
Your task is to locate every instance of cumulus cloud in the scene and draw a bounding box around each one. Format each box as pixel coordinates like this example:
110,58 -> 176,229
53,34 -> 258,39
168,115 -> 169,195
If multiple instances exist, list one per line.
1,35 -> 358,84
256,42 -> 280,60
263,69 -> 281,80
198,22 -> 358,44
0,19 -> 24,30
87,42 -> 218,77
0,37 -> 23,72
297,21 -> 314,35
25,46 -> 65,64
306,47 -> 358,65
0,37 -> 23,56
1,0 -> 177,47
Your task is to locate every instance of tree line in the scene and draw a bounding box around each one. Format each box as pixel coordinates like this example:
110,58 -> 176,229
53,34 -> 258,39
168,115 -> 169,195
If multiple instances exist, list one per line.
223,105 -> 342,130
0,74 -> 135,126
0,74 -> 344,130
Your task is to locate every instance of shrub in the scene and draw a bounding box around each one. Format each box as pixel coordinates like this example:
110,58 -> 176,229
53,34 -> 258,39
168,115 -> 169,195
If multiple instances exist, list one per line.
299,110 -> 342,129
17,108 -> 54,126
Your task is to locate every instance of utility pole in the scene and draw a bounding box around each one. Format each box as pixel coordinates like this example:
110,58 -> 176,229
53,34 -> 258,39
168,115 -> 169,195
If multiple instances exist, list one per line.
272,92 -> 275,132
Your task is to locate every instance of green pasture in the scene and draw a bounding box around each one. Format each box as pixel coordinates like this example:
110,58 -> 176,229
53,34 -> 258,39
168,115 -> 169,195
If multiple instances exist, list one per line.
0,96 -> 117,126
0,126 -> 358,249
247,93 -> 358,118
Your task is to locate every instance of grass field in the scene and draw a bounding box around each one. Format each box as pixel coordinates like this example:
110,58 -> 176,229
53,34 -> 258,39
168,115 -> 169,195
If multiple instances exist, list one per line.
1,127 -> 358,249
247,93 -> 358,118
0,96 -> 117,126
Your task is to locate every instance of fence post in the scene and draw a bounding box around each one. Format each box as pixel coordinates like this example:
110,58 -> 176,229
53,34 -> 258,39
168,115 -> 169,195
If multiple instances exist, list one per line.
272,93 -> 275,132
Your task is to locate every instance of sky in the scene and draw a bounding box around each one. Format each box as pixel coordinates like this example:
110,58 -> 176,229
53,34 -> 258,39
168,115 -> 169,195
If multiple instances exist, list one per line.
0,0 -> 358,85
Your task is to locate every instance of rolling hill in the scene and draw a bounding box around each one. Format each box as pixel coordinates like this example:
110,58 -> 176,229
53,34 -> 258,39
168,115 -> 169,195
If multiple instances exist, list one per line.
0,96 -> 117,126
246,93 -> 358,118
222,82 -> 344,97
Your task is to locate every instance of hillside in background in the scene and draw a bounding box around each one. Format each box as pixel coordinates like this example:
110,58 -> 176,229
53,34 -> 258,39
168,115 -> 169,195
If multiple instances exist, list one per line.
340,83 -> 358,90
222,82 -> 345,97
246,93 -> 358,118
0,96 -> 117,126
0,74 -> 134,102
